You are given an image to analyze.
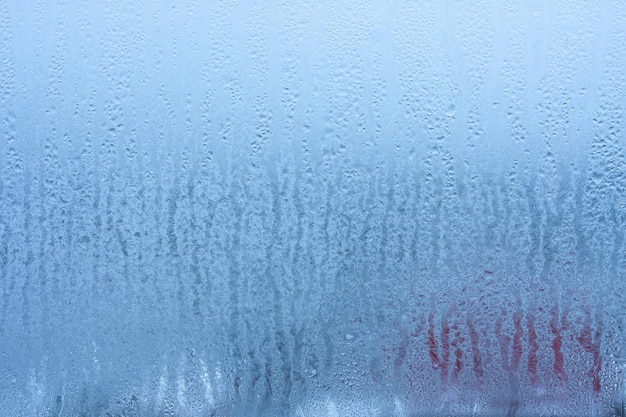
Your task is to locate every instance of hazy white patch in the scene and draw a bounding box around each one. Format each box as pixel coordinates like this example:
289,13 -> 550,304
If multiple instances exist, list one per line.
392,395 -> 407,417
154,366 -> 169,414
200,359 -> 215,407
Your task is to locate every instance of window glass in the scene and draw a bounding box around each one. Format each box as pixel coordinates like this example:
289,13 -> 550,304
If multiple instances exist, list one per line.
0,1 -> 624,415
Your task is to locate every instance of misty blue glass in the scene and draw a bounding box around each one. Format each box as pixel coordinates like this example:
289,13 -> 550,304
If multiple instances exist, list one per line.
0,1 -> 625,416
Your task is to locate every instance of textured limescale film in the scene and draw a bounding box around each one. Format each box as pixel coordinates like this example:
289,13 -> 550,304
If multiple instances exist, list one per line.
0,0 -> 625,416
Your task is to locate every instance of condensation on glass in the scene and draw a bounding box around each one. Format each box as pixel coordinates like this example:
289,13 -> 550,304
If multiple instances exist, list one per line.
0,0 -> 625,416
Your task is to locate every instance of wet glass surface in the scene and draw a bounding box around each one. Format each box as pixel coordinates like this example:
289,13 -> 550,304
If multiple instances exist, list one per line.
0,1 -> 625,416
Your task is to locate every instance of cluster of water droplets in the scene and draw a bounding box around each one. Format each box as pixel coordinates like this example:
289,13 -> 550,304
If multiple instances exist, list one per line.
0,0 -> 625,416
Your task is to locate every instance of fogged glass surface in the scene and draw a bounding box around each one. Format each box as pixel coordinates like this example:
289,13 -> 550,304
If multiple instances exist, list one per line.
0,1 -> 625,416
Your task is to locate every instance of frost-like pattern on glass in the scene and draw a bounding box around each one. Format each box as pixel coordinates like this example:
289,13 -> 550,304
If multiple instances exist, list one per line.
0,0 -> 625,416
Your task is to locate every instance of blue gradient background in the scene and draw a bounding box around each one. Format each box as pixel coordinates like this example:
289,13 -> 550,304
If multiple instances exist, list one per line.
0,1 -> 625,416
